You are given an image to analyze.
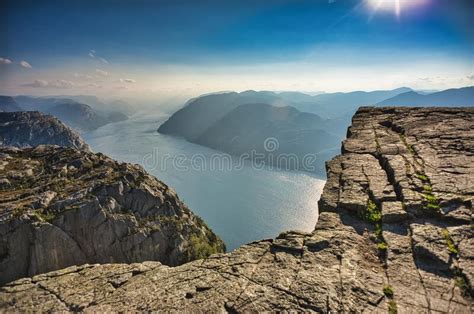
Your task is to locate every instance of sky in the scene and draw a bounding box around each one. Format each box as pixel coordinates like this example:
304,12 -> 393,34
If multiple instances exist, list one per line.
0,0 -> 473,99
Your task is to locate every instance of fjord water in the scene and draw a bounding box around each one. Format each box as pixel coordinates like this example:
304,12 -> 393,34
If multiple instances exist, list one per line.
83,111 -> 326,251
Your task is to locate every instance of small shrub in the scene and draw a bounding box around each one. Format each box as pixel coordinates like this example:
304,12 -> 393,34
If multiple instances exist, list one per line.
366,200 -> 381,223
442,229 -> 459,255
383,285 -> 394,298
388,300 -> 398,314
426,203 -> 441,210
377,242 -> 389,252
423,193 -> 437,203
417,173 -> 428,182
185,234 -> 222,261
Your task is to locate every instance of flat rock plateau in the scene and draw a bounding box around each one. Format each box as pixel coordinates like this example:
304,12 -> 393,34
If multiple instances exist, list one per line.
1,107 -> 472,312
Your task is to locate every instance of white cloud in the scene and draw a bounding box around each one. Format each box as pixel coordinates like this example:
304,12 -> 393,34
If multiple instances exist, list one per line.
20,61 -> 32,68
24,79 -> 74,89
87,83 -> 103,88
74,73 -> 93,80
24,80 -> 48,88
98,57 -> 109,64
95,69 -> 108,76
467,75 -> 474,81
89,50 -> 109,64
0,57 -> 12,64
120,78 -> 136,83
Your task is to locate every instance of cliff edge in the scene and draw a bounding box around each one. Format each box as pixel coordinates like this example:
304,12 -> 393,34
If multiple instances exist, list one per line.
1,107 -> 472,312
0,145 -> 225,285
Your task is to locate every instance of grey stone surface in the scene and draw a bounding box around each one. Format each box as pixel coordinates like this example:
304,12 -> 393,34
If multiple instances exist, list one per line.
0,107 -> 472,312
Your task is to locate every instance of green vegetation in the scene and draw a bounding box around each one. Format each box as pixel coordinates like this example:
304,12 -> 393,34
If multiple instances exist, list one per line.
185,233 -> 223,261
423,193 -> 437,204
422,185 -> 432,193
416,172 -> 441,211
442,229 -> 459,255
366,200 -> 382,223
383,285 -> 394,298
417,173 -> 428,182
388,300 -> 398,314
377,242 -> 389,252
455,276 -> 469,294
365,199 -> 388,255
33,210 -> 56,223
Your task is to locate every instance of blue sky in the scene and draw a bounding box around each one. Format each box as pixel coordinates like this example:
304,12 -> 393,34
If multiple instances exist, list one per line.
0,0 -> 473,98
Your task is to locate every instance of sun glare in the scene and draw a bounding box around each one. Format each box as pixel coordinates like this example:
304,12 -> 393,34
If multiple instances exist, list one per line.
367,0 -> 429,17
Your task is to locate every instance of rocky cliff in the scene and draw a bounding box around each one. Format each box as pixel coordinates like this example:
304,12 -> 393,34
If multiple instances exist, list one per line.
0,111 -> 90,151
0,145 -> 225,285
1,107 -> 472,312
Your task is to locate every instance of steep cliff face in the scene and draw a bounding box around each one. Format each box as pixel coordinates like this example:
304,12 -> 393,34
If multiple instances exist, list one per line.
1,107 -> 472,312
0,146 -> 225,285
0,111 -> 90,151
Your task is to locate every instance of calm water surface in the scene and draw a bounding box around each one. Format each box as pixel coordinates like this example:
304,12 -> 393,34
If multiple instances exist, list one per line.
84,111 -> 326,251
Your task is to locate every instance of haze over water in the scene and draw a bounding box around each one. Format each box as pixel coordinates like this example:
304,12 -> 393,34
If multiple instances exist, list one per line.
83,110 -> 326,251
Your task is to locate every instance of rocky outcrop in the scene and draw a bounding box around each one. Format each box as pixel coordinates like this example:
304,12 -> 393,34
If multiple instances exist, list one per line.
0,111 -> 90,151
0,145 -> 225,285
1,107 -> 472,312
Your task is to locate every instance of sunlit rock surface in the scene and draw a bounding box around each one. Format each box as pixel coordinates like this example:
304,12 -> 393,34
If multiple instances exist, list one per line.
1,107 -> 472,312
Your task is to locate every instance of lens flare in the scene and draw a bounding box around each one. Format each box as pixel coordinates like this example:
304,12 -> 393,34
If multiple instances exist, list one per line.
367,0 -> 429,17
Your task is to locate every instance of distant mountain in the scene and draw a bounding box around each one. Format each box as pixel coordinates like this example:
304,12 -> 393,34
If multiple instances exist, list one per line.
45,102 -> 110,131
14,96 -> 76,111
158,90 -> 321,140
159,92 -> 246,140
12,95 -> 128,131
105,110 -> 129,123
0,111 -> 90,151
0,96 -> 22,112
377,86 -> 474,106
195,103 -> 339,173
296,87 -> 413,118
159,97 -> 341,173
158,88 -> 412,141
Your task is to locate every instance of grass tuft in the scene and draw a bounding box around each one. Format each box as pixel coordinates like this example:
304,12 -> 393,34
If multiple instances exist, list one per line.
383,285 -> 394,298
442,229 -> 459,255
388,300 -> 398,314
